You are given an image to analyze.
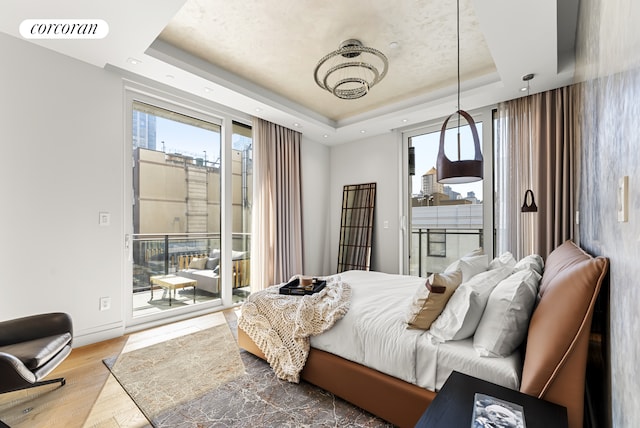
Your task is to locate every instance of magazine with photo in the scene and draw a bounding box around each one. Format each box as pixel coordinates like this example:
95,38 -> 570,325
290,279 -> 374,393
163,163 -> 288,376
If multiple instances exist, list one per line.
471,393 -> 526,428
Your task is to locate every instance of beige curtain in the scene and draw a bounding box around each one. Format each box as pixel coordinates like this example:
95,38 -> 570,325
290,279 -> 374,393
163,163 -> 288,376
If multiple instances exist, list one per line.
251,118 -> 304,291
496,85 -> 580,259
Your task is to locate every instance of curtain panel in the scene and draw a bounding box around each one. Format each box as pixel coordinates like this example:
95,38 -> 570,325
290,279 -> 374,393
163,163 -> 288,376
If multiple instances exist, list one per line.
495,85 -> 580,259
251,118 -> 304,291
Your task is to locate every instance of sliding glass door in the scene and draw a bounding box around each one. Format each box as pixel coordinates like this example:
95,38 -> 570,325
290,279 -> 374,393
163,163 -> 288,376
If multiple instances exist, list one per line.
403,108 -> 494,276
126,92 -> 253,323
131,100 -> 222,316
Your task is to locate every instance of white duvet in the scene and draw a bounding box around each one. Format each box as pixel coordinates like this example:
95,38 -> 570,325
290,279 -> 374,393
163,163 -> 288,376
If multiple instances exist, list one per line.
310,270 -> 521,391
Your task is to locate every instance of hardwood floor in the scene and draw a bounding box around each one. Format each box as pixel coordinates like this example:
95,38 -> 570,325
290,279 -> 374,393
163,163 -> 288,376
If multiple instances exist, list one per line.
0,310 -> 234,428
0,335 -> 133,428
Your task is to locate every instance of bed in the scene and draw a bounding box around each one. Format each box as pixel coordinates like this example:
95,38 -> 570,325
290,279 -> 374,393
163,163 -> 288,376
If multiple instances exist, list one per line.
238,240 -> 608,428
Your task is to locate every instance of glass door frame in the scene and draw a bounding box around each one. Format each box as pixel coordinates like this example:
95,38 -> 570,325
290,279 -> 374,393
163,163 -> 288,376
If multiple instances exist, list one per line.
399,105 -> 495,275
123,82 -> 251,330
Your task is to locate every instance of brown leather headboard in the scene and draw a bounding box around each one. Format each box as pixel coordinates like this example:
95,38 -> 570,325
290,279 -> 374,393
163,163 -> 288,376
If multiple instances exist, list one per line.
520,240 -> 608,428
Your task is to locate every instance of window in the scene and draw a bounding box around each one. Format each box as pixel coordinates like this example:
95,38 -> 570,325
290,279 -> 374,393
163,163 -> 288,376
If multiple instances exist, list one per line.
230,122 -> 252,299
427,229 -> 446,257
127,95 -> 252,321
403,107 -> 494,276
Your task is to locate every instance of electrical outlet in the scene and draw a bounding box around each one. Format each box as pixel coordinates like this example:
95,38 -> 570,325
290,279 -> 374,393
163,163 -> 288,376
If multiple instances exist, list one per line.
99,296 -> 111,311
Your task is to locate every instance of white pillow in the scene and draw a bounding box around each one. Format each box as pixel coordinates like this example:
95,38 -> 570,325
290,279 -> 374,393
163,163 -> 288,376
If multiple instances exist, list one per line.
463,248 -> 484,257
473,269 -> 541,357
489,252 -> 517,271
429,266 -> 513,342
445,254 -> 489,282
514,254 -> 544,275
232,250 -> 246,260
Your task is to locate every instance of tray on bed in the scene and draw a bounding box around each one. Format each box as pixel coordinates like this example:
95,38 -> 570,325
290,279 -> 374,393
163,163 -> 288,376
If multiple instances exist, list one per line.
279,277 -> 326,295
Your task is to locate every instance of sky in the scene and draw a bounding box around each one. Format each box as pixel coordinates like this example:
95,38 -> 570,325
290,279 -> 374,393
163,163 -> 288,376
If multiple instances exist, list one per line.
154,112 -> 482,200
155,116 -> 252,163
156,116 -> 220,162
411,122 -> 484,200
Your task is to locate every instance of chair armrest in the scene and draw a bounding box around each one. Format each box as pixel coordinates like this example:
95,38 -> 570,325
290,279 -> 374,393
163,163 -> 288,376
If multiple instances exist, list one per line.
0,313 -> 73,346
0,352 -> 39,392
0,352 -> 35,379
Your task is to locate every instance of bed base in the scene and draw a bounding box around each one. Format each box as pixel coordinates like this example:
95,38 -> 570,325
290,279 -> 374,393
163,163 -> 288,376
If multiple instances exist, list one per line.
238,327 -> 435,428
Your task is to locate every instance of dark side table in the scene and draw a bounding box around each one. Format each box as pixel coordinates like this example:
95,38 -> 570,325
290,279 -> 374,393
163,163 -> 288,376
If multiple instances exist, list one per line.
415,371 -> 568,428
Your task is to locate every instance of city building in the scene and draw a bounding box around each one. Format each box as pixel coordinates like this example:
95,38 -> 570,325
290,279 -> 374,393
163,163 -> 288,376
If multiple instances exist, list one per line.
421,167 -> 444,196
132,109 -> 157,150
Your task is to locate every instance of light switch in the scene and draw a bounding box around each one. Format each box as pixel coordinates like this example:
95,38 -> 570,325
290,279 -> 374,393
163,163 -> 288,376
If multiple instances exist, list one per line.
617,176 -> 628,222
99,212 -> 111,226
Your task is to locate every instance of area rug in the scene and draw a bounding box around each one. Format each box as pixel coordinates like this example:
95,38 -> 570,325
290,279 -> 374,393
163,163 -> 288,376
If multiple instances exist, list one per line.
105,315 -> 391,427
104,324 -> 245,426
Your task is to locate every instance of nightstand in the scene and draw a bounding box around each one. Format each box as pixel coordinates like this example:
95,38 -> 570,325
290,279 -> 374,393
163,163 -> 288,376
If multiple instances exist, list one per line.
415,371 -> 568,428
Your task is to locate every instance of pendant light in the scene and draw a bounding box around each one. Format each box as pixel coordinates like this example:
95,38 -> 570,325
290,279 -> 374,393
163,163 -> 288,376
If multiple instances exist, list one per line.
520,73 -> 538,213
314,39 -> 388,100
436,0 -> 483,184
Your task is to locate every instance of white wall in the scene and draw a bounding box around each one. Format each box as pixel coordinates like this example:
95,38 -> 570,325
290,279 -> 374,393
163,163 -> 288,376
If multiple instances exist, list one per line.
0,32 -> 345,345
0,33 -> 126,344
300,137 -> 331,276
329,133 -> 401,274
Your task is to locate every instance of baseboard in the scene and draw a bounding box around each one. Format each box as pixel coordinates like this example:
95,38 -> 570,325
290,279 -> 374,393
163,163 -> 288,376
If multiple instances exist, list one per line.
73,322 -> 125,347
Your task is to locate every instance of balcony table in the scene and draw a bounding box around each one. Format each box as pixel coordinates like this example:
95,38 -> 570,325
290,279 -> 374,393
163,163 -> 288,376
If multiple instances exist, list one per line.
150,274 -> 197,306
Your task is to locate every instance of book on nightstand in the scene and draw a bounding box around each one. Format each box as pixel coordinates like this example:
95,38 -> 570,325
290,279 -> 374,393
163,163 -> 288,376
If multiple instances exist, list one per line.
471,393 -> 526,428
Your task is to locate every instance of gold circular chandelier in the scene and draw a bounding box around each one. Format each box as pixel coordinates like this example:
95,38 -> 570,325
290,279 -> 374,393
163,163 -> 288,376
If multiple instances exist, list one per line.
314,39 -> 388,100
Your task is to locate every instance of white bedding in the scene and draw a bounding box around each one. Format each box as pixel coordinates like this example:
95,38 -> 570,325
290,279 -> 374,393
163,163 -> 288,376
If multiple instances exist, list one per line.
309,270 -> 521,391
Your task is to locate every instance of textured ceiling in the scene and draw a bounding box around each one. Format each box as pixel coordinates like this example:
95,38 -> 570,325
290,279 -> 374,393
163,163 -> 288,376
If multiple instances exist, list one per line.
158,0 -> 497,122
0,0 -> 577,144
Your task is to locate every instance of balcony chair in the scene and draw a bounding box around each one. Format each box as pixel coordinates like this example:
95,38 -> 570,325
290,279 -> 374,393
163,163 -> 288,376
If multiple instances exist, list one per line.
0,312 -> 73,394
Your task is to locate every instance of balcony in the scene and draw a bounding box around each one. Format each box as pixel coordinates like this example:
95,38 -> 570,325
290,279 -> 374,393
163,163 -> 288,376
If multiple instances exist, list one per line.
410,228 -> 484,277
132,233 -> 251,315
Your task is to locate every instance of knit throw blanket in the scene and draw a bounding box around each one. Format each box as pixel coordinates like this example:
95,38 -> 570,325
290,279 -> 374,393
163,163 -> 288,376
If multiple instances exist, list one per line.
238,275 -> 351,383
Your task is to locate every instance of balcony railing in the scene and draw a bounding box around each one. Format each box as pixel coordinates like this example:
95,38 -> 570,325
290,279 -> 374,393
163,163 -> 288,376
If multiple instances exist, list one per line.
410,228 -> 483,277
132,232 -> 250,292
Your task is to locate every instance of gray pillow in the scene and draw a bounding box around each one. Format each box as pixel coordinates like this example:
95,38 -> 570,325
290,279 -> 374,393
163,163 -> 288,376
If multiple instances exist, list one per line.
205,257 -> 219,270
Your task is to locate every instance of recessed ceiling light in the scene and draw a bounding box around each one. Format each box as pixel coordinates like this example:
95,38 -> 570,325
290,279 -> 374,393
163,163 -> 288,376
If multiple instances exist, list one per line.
127,57 -> 142,65
360,130 -> 366,134
389,41 -> 400,50
520,87 -> 528,92
204,87 -> 213,93
402,119 -> 408,123
255,108 -> 262,112
293,123 -> 300,127
166,74 -> 175,79
323,134 -> 329,138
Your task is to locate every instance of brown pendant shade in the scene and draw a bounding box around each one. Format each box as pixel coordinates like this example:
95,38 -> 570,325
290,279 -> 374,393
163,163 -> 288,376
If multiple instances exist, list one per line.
521,189 -> 538,212
436,110 -> 483,184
